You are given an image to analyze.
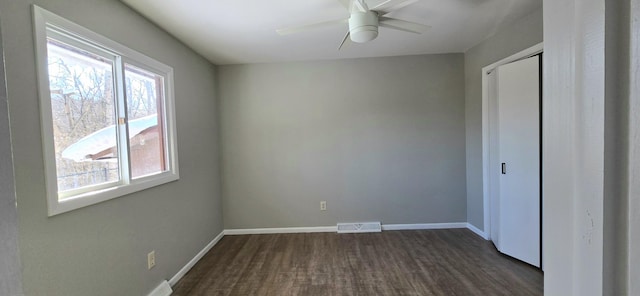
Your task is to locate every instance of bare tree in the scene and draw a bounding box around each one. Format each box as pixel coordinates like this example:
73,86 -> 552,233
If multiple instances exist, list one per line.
47,41 -> 160,192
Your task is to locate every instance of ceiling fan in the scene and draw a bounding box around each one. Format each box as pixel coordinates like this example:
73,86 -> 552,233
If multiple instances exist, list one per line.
276,0 -> 430,50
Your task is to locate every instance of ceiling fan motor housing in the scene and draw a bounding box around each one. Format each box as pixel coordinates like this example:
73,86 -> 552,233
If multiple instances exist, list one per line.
349,11 -> 379,43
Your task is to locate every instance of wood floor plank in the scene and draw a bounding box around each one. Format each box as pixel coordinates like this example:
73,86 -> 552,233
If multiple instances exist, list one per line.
172,229 -> 543,295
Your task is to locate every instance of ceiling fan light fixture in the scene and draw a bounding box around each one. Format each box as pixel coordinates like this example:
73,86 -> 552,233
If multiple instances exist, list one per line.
350,26 -> 378,43
348,11 -> 379,43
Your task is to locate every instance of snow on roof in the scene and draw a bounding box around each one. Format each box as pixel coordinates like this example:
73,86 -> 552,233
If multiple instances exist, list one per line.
61,114 -> 158,162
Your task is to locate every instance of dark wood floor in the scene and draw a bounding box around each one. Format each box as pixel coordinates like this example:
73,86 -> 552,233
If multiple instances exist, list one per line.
172,229 -> 543,296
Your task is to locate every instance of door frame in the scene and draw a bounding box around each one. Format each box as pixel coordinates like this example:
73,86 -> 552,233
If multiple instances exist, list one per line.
481,43 -> 543,241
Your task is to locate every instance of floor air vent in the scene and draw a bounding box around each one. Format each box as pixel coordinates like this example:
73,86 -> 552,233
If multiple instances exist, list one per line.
337,222 -> 382,233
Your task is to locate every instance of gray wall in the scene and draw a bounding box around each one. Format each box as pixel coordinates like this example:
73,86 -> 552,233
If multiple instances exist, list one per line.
0,1 -> 223,295
219,54 -> 466,229
464,7 -> 543,230
0,20 -> 24,296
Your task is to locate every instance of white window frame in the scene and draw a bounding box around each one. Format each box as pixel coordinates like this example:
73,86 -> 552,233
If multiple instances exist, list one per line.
33,5 -> 179,216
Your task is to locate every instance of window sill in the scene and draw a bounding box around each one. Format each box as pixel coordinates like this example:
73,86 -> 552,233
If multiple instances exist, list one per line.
48,172 -> 179,216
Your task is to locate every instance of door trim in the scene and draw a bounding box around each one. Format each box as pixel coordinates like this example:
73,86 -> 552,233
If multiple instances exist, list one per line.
480,43 -> 543,242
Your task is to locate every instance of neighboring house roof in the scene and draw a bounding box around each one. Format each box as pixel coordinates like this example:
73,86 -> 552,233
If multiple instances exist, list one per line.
61,114 -> 158,162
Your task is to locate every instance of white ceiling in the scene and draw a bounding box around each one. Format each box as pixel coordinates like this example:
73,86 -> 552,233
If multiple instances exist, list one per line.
121,0 -> 541,65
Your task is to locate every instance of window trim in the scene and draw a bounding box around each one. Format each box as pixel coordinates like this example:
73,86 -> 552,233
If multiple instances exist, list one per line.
33,5 -> 179,216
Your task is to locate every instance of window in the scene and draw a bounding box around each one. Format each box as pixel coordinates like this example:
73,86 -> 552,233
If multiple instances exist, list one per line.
33,6 -> 179,216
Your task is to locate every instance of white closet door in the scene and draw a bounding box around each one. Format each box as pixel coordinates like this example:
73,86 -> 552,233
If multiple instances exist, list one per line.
497,55 -> 540,267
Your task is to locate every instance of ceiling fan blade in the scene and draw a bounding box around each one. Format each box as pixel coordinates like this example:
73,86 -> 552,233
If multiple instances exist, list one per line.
336,0 -> 368,13
338,31 -> 352,50
379,17 -> 431,34
276,19 -> 349,35
372,0 -> 418,15
353,0 -> 369,12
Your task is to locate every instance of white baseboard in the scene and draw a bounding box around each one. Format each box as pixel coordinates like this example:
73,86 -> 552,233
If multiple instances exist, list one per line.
224,226 -> 337,235
381,222 -> 467,231
466,223 -> 489,240
224,223 -> 470,234
168,230 -> 225,286
147,280 -> 172,296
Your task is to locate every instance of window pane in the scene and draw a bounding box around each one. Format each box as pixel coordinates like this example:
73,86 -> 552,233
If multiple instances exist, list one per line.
46,38 -> 120,196
124,64 -> 167,178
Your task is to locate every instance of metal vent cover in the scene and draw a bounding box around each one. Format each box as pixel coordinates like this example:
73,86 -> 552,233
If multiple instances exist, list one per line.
337,222 -> 382,233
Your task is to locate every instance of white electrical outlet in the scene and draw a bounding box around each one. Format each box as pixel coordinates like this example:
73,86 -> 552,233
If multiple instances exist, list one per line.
147,250 -> 156,270
320,201 -> 327,211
